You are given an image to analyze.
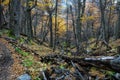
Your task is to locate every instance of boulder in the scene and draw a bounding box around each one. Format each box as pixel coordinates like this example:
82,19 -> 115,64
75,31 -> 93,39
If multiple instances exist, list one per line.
0,42 -> 13,80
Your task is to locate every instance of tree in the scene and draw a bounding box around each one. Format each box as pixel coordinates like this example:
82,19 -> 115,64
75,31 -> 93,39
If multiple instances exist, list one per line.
41,0 -> 56,47
70,5 -> 77,49
0,0 -> 2,29
9,0 -> 21,38
0,0 -> 8,29
26,0 -> 37,40
53,0 -> 58,51
116,0 -> 120,54
99,0 -> 109,44
76,0 -> 86,52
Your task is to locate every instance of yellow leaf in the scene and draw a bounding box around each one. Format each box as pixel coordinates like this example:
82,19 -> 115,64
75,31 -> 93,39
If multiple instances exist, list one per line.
28,1 -> 34,7
88,16 -> 95,20
2,0 -> 10,5
110,6 -> 115,10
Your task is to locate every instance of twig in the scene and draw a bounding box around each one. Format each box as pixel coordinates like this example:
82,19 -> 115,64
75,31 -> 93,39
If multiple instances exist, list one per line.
55,75 -> 65,80
71,61 -> 85,80
41,70 -> 47,80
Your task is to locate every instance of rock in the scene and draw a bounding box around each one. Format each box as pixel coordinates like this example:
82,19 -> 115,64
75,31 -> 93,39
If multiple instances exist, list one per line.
17,74 -> 31,80
0,43 -> 13,67
114,73 -> 120,80
0,42 -> 13,80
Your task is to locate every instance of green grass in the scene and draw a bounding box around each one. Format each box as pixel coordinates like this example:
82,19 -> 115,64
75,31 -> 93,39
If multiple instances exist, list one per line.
105,71 -> 115,76
15,47 -> 29,57
7,29 -> 16,38
23,58 -> 34,67
19,37 -> 25,43
34,77 -> 41,80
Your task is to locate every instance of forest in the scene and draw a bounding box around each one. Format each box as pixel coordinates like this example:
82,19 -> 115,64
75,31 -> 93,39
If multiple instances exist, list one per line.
0,0 -> 120,80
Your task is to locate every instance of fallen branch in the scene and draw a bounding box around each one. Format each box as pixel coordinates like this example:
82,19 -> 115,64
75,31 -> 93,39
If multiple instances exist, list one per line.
41,70 -> 47,80
71,61 -> 85,80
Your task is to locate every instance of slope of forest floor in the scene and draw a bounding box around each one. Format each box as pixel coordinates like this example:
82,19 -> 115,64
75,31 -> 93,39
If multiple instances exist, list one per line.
0,29 -> 120,80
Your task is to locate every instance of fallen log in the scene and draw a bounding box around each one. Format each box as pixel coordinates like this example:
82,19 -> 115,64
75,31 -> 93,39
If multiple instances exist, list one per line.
40,54 -> 120,73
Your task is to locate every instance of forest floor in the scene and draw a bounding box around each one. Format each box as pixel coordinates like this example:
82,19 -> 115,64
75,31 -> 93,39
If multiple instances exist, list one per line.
0,29 -> 120,80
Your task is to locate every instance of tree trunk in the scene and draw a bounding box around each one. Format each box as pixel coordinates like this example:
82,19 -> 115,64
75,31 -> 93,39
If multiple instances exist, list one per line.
53,0 -> 58,51
26,9 -> 33,40
13,0 -> 20,38
9,0 -> 14,34
76,0 -> 86,53
0,2 -> 2,29
70,5 -> 77,50
49,12 -> 53,47
26,0 -> 37,40
76,0 -> 82,52
9,0 -> 20,38
99,0 -> 109,44
65,2 -> 70,53
34,12 -> 37,36
116,1 -> 120,54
